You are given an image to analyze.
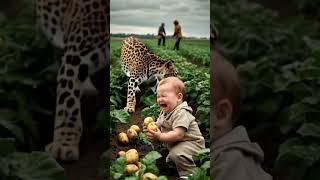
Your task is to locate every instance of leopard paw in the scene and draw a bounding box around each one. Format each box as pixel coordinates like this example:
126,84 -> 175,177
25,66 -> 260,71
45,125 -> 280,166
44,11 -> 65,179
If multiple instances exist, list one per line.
45,142 -> 79,161
124,106 -> 135,113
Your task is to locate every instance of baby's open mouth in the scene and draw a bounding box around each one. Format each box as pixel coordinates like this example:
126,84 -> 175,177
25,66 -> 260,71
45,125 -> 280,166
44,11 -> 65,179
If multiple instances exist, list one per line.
159,103 -> 167,108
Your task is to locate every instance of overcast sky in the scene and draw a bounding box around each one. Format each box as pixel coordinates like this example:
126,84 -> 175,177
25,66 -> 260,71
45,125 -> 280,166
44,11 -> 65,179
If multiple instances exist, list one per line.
110,0 -> 210,38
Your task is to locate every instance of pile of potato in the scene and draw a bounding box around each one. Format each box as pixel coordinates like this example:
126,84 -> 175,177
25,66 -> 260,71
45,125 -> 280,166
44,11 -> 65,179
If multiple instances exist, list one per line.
118,125 -> 141,144
118,117 -> 159,144
117,149 -> 158,180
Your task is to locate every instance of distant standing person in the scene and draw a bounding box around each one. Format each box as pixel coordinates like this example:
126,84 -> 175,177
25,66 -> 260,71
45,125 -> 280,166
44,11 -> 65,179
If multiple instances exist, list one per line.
173,20 -> 182,50
158,22 -> 166,46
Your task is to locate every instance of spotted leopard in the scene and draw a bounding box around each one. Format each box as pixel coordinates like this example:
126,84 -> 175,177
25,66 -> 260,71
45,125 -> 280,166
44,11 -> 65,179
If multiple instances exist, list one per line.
35,0 -> 109,160
120,36 -> 177,113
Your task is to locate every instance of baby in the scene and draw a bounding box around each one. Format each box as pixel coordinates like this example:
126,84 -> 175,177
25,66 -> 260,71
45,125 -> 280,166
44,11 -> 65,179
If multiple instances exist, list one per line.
211,48 -> 273,180
145,77 -> 205,179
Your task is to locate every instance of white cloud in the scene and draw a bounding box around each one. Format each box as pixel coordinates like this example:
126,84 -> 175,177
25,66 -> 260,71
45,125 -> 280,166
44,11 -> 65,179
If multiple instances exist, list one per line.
110,0 -> 210,37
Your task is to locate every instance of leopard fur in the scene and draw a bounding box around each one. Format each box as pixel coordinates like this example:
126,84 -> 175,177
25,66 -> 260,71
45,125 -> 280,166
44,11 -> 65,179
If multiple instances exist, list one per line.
35,0 -> 109,160
120,36 -> 177,113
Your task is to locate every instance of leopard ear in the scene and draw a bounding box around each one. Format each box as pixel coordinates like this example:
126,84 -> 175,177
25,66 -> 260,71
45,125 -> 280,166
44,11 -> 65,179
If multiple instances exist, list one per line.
165,60 -> 174,68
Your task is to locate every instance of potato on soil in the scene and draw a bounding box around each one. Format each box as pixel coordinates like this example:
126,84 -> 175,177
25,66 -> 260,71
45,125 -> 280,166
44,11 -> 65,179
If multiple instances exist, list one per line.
147,122 -> 158,132
126,149 -> 139,164
130,125 -> 140,133
118,151 -> 126,157
127,128 -> 138,140
137,161 -> 142,168
118,132 -> 129,144
144,117 -> 154,127
142,172 -> 158,180
126,164 -> 139,175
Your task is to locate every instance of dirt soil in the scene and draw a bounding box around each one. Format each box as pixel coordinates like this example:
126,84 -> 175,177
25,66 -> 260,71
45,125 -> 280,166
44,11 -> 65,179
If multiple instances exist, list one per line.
61,137 -> 106,180
110,102 -> 180,180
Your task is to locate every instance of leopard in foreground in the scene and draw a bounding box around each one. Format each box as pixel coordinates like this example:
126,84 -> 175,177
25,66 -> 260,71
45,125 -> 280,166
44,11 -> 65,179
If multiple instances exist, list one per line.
35,0 -> 109,160
120,36 -> 177,113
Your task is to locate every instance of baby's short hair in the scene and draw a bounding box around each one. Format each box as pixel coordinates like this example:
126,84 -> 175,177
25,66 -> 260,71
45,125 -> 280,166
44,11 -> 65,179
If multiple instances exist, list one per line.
158,77 -> 186,99
211,49 -> 241,123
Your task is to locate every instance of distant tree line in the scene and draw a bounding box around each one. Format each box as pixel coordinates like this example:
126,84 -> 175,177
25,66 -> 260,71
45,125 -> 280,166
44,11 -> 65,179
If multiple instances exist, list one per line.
111,33 -> 209,40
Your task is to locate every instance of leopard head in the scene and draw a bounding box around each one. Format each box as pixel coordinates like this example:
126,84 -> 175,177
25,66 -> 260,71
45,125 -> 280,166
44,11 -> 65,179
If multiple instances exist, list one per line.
163,60 -> 177,78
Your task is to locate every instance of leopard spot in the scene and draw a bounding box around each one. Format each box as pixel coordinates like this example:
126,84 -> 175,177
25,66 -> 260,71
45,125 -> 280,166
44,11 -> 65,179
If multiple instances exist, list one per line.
68,80 -> 73,89
43,13 -> 48,20
51,18 -> 57,25
72,56 -> 81,66
92,2 -> 99,9
66,98 -> 75,108
72,109 -> 79,116
54,10 -> 59,16
51,28 -> 56,34
66,69 -> 75,77
76,37 -> 82,43
59,92 -> 71,104
90,53 -> 99,66
58,110 -> 63,116
67,122 -> 75,128
78,64 -> 88,82
83,30 -> 88,36
86,5 -> 91,13
70,116 -> 77,122
66,55 -> 72,64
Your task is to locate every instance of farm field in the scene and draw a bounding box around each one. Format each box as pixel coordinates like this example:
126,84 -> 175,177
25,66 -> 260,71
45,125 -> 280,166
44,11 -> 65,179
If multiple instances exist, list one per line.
109,37 -> 210,180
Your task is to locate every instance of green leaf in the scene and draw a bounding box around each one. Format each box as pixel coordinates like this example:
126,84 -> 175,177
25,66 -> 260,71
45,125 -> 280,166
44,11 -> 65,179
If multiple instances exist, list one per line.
111,157 -> 126,179
142,151 -> 162,165
0,138 -> 16,155
297,122 -> 320,138
156,176 -> 168,180
201,161 -> 210,169
111,109 -> 130,124
0,109 -> 25,143
275,138 -> 320,180
6,151 -> 65,180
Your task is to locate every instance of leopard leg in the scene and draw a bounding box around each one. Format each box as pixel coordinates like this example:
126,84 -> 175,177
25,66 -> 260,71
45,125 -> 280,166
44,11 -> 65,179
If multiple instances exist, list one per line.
124,77 -> 140,113
45,54 -> 82,161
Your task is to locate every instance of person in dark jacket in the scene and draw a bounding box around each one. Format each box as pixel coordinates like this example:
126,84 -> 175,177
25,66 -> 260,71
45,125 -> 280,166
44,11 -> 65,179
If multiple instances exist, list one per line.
158,22 -> 166,46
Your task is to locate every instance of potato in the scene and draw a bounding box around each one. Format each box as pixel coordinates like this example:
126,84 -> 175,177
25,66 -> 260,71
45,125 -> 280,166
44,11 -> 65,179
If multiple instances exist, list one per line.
126,149 -> 139,164
147,122 -> 158,132
142,172 -> 158,180
126,164 -> 139,175
118,151 -> 126,157
118,132 -> 129,144
127,128 -> 138,140
137,161 -> 142,168
144,117 -> 154,127
130,125 -> 140,133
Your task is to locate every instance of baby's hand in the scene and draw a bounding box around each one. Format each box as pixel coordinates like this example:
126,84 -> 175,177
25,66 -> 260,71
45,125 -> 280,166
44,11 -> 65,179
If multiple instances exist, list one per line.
146,128 -> 161,141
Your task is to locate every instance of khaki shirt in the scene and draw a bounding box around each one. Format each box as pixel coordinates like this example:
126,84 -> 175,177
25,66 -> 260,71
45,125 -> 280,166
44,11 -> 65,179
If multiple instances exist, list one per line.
211,126 -> 273,180
156,101 -> 205,149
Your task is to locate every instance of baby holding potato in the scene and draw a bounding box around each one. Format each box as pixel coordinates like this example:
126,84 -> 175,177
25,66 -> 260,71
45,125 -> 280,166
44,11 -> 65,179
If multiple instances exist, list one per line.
144,77 -> 205,178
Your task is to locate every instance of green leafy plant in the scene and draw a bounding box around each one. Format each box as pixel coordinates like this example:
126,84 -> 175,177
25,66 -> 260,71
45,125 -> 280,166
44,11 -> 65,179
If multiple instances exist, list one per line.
0,138 -> 65,180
